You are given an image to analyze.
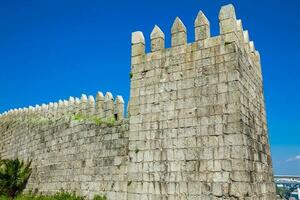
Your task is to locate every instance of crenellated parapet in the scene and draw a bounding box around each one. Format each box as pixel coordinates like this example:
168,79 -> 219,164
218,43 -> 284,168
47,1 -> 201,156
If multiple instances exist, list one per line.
0,94 -> 128,200
128,4 -> 276,200
0,91 -> 125,122
131,4 -> 261,79
0,4 -> 275,199
194,11 -> 210,41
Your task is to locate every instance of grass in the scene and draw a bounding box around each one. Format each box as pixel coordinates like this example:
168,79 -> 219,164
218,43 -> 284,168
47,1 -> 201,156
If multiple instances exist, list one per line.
72,114 -> 116,126
0,190 -> 107,200
92,195 -> 107,200
73,113 -> 85,121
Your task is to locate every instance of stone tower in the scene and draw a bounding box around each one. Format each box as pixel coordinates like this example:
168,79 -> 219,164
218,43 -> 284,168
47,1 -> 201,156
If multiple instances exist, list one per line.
128,4 -> 276,199
0,3 -> 276,200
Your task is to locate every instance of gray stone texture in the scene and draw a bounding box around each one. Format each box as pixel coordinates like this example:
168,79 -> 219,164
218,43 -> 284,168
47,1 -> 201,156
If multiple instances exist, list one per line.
0,4 -> 276,200
128,4 -> 275,200
0,93 -> 128,200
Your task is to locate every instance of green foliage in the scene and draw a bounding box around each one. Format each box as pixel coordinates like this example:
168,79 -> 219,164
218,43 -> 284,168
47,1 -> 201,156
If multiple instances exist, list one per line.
276,186 -> 286,198
0,158 -> 107,200
1,191 -> 106,200
0,196 -> 9,200
14,193 -> 45,200
276,184 -> 298,199
73,113 -> 86,121
0,158 -> 32,198
106,117 -> 116,127
91,116 -> 103,126
129,72 -> 133,79
52,190 -> 84,200
13,190 -> 83,200
92,195 -> 107,200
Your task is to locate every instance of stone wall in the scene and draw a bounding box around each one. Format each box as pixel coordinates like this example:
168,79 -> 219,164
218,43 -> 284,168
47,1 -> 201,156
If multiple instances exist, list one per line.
0,4 -> 276,200
128,4 -> 275,199
0,92 -> 129,200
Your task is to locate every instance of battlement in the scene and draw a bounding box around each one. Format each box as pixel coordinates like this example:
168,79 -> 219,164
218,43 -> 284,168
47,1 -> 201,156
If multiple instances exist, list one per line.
0,91 -> 125,121
0,4 -> 275,200
131,4 -> 261,78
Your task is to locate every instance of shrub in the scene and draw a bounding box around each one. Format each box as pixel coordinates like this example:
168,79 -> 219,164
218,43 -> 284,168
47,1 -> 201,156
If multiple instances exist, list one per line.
0,196 -> 9,200
0,158 -> 32,198
106,117 -> 116,127
92,116 -> 103,126
52,190 -> 84,200
73,113 -> 85,121
14,194 -> 42,200
93,195 -> 107,200
14,190 -> 85,200
1,191 -> 108,200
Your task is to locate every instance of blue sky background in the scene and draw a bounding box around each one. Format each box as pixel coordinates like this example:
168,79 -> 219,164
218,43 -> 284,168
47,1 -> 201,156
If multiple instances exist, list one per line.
0,0 -> 299,175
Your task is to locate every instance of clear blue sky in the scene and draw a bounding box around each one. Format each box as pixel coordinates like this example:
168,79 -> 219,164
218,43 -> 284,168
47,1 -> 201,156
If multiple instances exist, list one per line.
0,0 -> 299,175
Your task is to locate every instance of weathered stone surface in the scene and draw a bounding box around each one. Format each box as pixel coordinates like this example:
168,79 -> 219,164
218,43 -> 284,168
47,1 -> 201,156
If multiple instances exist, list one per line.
194,11 -> 210,41
0,4 -> 276,200
171,17 -> 187,46
150,25 -> 165,52
0,91 -> 127,200
128,3 -> 275,200
131,31 -> 145,56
